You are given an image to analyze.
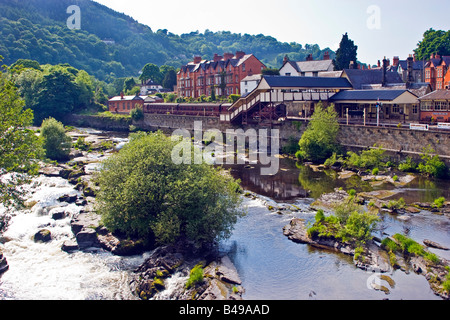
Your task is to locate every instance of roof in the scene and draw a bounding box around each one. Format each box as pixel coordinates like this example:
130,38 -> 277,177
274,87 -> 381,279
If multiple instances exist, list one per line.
418,90 -> 450,101
242,74 -> 262,82
342,69 -> 404,89
284,59 -> 334,73
109,95 -> 144,102
259,75 -> 352,89
329,89 -> 417,102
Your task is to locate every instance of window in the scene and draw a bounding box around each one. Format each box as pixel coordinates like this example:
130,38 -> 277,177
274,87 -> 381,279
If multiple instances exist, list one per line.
242,63 -> 246,72
435,101 -> 448,111
425,69 -> 431,79
392,104 -> 399,113
421,101 -> 433,111
286,73 -> 291,76
412,104 -> 418,114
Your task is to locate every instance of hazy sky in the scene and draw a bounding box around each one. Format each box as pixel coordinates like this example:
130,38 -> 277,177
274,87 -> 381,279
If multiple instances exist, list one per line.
94,0 -> 449,65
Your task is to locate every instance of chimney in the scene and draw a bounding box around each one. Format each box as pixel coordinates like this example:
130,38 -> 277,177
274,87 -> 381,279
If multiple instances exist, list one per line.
120,92 -> 124,99
283,55 -> 289,64
431,53 -> 435,59
393,56 -> 399,66
377,60 -> 381,68
407,54 -> 414,85
413,53 -> 417,62
193,56 -> 202,64
349,61 -> 355,69
235,51 -> 245,59
213,54 -> 222,62
435,53 -> 441,60
223,52 -> 234,60
323,51 -> 330,60
382,57 -> 388,86
306,54 -> 313,61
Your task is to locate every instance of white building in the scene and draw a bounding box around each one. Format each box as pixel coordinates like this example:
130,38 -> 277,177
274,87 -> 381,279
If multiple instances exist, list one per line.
279,53 -> 334,77
140,79 -> 164,95
240,74 -> 262,96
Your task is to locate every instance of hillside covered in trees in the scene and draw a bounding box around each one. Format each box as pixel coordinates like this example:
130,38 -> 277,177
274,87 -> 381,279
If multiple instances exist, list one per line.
0,0 -> 335,81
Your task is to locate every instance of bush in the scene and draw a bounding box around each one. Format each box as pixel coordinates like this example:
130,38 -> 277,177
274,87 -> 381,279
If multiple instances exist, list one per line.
418,145 -> 448,178
434,197 -> 446,208
95,131 -> 244,247
372,167 -> 379,175
40,117 -> 72,161
398,157 -> 417,172
185,264 -> 204,289
130,106 -> 144,121
296,103 -> 339,163
344,145 -> 385,169
392,234 -> 439,263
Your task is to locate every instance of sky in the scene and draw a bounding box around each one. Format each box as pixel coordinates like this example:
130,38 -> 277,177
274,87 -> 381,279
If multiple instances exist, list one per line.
94,0 -> 449,66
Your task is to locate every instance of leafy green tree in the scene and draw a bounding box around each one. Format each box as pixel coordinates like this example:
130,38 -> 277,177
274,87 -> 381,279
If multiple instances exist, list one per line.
333,33 -> 358,71
75,70 -> 95,109
34,67 -> 79,124
95,131 -> 244,247
415,29 -> 450,61
139,63 -> 162,84
261,68 -> 280,75
296,103 -> 340,163
40,117 -> 72,161
162,69 -> 177,90
0,61 -> 42,209
123,77 -> 137,93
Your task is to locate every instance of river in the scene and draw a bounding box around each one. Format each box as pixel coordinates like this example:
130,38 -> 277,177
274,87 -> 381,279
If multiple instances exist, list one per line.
0,129 -> 449,300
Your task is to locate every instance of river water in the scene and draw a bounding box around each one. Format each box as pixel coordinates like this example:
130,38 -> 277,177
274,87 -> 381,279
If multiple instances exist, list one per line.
0,130 -> 449,300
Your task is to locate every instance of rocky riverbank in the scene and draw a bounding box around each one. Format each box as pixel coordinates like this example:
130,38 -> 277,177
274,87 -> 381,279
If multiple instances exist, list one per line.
283,182 -> 450,300
1,128 -> 245,300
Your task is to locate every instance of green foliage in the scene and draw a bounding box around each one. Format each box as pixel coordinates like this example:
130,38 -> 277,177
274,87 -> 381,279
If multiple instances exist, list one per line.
296,103 -> 340,163
417,145 -> 448,178
228,94 -> 241,104
415,29 -> 450,61
344,145 -> 385,169
282,136 -> 300,155
0,0 -> 335,81
434,197 -> 446,208
372,168 -> 379,175
130,106 -> 144,121
73,137 -> 91,151
95,131 -> 245,247
261,68 -> 280,75
398,157 -> 417,173
392,234 -> 440,264
384,198 -> 406,211
185,264 -> 204,289
333,32 -> 358,71
0,61 -> 42,209
308,197 -> 379,247
40,117 -> 72,161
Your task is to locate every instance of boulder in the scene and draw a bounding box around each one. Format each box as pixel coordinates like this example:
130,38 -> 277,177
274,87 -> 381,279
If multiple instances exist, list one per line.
33,229 -> 52,243
61,240 -> 79,253
215,256 -> 242,285
0,250 -> 9,275
76,228 -> 98,250
423,239 -> 449,251
49,207 -> 67,220
58,194 -> 78,204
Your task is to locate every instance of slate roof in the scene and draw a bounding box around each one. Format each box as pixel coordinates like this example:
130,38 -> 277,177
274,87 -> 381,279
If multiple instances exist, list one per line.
262,75 -> 352,89
418,90 -> 450,101
343,69 -> 404,89
329,90 -> 414,102
288,59 -> 334,73
109,95 -> 144,102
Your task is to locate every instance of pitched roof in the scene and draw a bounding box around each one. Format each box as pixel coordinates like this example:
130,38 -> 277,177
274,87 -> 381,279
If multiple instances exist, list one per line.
260,75 -> 352,89
329,89 -> 416,102
109,95 -> 144,102
285,59 -> 333,73
418,90 -> 450,100
342,69 -> 404,89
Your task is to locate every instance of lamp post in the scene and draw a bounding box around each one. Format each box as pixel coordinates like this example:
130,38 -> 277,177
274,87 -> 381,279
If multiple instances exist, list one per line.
376,99 -> 381,127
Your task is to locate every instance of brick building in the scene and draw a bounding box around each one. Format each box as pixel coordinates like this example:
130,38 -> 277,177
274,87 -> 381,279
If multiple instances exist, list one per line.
177,51 -> 265,99
424,54 -> 450,90
108,92 -> 144,113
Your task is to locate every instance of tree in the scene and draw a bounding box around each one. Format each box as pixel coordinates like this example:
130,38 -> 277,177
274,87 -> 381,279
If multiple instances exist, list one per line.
40,117 -> 72,161
34,67 -> 79,124
162,69 -> 177,90
415,29 -> 450,61
296,102 -> 340,163
95,131 -> 244,248
333,33 -> 358,71
0,61 -> 42,209
262,68 -> 280,75
139,63 -> 162,84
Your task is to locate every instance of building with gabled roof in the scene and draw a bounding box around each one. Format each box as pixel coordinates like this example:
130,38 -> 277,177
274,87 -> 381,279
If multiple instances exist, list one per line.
177,51 -> 266,99
279,52 -> 334,77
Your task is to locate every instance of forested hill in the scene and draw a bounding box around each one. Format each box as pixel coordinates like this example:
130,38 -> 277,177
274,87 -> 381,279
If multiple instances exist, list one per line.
0,0 -> 335,81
